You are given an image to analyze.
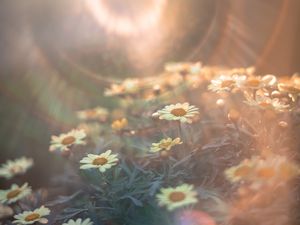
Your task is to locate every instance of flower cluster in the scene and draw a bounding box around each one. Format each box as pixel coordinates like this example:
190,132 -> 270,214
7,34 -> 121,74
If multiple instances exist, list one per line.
2,62 -> 300,225
0,157 -> 52,224
209,72 -> 300,112
225,154 -> 300,188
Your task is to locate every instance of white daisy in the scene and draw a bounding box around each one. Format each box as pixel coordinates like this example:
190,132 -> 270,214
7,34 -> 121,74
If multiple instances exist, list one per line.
62,218 -> 93,225
13,206 -> 50,224
49,129 -> 86,152
156,184 -> 198,211
0,157 -> 33,179
0,183 -> 31,204
152,103 -> 199,123
80,150 -> 118,173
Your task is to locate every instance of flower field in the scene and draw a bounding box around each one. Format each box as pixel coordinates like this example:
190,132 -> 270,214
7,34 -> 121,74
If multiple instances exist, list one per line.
1,62 -> 300,225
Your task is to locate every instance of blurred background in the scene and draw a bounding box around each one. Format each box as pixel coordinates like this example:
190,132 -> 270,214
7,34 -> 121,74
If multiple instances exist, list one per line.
0,0 -> 300,187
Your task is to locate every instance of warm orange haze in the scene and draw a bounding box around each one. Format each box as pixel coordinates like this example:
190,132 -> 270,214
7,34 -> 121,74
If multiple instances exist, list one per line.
0,1 -> 300,225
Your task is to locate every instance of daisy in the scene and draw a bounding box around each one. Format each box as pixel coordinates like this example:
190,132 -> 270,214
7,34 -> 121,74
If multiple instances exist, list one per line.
49,129 -> 86,152
150,137 -> 182,153
156,184 -> 198,211
209,75 -> 236,92
253,155 -> 300,185
278,83 -> 300,101
225,155 -> 300,187
62,218 -> 93,225
13,206 -> 50,224
261,74 -> 277,87
0,183 -> 31,204
237,76 -> 264,89
244,93 -> 290,112
0,157 -> 33,179
152,103 -> 199,123
0,203 -> 13,219
111,118 -> 128,131
77,107 -> 108,121
278,83 -> 300,94
225,159 -> 255,183
80,150 -> 118,173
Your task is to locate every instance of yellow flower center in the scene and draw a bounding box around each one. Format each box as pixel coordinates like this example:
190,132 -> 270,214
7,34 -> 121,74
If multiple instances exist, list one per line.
170,108 -> 187,117
257,167 -> 275,178
221,80 -> 235,88
111,118 -> 128,130
6,189 -> 21,199
259,101 -> 271,108
25,213 -> 40,222
61,136 -> 76,145
92,157 -> 108,166
159,141 -> 172,149
234,165 -> 251,177
246,78 -> 260,87
169,191 -> 186,202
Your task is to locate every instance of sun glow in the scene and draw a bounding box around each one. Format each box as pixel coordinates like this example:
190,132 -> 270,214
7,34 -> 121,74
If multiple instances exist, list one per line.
85,0 -> 167,37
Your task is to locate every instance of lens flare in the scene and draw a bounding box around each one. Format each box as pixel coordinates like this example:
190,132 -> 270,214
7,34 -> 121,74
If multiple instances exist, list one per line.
85,0 -> 167,37
177,210 -> 216,225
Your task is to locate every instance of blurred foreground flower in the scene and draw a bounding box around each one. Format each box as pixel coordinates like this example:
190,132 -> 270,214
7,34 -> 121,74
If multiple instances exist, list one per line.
0,203 -> 13,219
177,210 -> 216,225
152,103 -> 199,123
62,218 -> 93,225
225,155 -> 300,188
49,129 -> 86,152
0,157 -> 33,179
156,184 -> 198,211
0,183 -> 31,204
80,150 -> 118,173
225,159 -> 255,183
13,205 -> 50,224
